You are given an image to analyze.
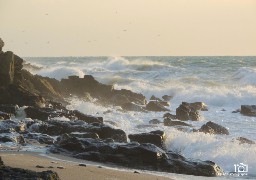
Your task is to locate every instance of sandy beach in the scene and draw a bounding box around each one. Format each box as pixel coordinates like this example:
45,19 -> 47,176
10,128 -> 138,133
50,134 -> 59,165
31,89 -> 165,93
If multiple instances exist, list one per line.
0,151 -> 173,180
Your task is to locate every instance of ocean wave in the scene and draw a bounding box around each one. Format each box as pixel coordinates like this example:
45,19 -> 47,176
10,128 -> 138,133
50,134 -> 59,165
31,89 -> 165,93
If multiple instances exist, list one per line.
232,67 -> 256,86
36,66 -> 85,80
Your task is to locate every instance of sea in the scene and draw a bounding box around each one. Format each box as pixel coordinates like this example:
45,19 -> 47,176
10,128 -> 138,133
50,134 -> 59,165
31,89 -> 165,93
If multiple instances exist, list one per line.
23,56 -> 256,179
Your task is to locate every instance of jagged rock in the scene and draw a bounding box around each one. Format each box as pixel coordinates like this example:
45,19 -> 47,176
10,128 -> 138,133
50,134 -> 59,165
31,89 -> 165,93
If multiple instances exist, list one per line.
30,120 -> 127,142
164,119 -> 192,127
198,121 -> 229,135
158,101 -> 170,107
162,95 -> 173,101
70,132 -> 99,139
150,95 -> 162,101
112,89 -> 147,105
121,102 -> 145,112
50,135 -> 223,177
146,101 -> 169,112
0,51 -> 15,87
0,156 -> 60,180
110,94 -> 130,106
236,137 -> 255,145
189,102 -> 208,111
72,110 -> 103,124
163,113 -> 176,120
25,107 -> 54,121
0,104 -> 19,115
0,111 -> 11,120
240,105 -> 256,116
128,130 -> 166,148
149,119 -> 162,124
25,133 -> 55,145
176,102 -> 200,121
0,120 -> 26,133
0,134 -> 25,144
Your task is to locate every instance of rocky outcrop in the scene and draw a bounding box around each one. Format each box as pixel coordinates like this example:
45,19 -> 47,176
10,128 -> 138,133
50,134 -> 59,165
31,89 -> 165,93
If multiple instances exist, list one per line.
128,130 -> 166,148
121,102 -> 145,112
240,105 -> 256,116
176,102 -> 200,121
0,156 -> 60,180
50,134 -> 223,177
146,101 -> 169,112
164,119 -> 192,127
197,121 -> 229,135
236,137 -> 255,145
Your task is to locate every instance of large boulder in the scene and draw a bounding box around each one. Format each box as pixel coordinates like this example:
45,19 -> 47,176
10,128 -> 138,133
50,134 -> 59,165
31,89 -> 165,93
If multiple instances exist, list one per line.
0,51 -> 15,87
121,102 -> 145,112
176,102 -> 200,121
198,121 -> 229,135
240,105 -> 256,116
0,104 -> 19,115
146,101 -> 169,112
128,130 -> 166,148
51,135 -> 223,177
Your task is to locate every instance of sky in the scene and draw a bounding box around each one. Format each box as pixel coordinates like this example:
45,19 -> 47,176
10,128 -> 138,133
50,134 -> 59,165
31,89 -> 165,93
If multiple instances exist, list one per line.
0,0 -> 256,56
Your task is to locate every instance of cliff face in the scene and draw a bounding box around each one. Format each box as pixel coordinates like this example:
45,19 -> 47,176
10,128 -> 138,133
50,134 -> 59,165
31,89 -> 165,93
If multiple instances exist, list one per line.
0,50 -> 146,108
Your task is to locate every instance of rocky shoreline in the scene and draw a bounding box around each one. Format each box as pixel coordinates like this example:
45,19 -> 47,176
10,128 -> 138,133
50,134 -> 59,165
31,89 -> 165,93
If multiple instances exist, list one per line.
0,39 -> 255,178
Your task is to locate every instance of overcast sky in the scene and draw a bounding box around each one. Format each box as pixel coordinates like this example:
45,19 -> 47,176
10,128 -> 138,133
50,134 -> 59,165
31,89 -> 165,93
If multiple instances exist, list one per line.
0,0 -> 256,56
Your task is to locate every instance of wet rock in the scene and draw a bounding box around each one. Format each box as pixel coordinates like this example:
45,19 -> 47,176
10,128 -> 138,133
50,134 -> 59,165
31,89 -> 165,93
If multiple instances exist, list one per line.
0,111 -> 11,120
0,51 -> 15,87
25,107 -> 54,121
128,130 -> 166,148
149,119 -> 162,124
0,156 -> 60,180
72,110 -> 103,124
240,105 -> 256,116
25,133 -> 55,145
163,113 -> 176,120
236,137 -> 255,145
111,94 -> 130,106
0,120 -> 26,133
176,102 -> 200,121
0,134 -> 25,144
150,95 -> 162,101
198,121 -> 229,135
158,101 -> 170,107
121,102 -> 145,112
51,135 -> 223,177
164,119 -> 192,127
162,95 -> 173,101
112,89 -> 147,105
70,132 -> 99,139
79,163 -> 87,167
189,102 -> 208,111
146,101 -> 169,112
0,104 -> 19,115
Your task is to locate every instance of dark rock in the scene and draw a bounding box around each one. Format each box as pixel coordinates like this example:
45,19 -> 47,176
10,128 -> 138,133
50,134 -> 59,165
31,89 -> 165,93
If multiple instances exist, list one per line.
163,113 -> 176,120
198,121 -> 229,135
112,89 -> 147,105
189,102 -> 208,111
0,134 -> 25,144
25,107 -> 54,120
134,171 -> 140,174
146,101 -> 169,112
36,165 -> 45,168
0,157 -> 60,180
149,119 -> 162,124
162,95 -> 173,101
111,94 -> 130,106
150,95 -> 162,101
79,163 -> 87,167
176,102 -> 200,121
121,102 -> 145,112
158,101 -> 170,107
0,104 -> 19,115
70,132 -> 99,139
241,105 -> 256,116
0,51 -> 15,87
236,137 -> 255,145
50,136 -> 223,177
128,130 -> 166,148
72,110 -> 103,124
0,111 -> 11,120
232,109 -> 240,113
164,119 -> 192,127
0,120 -> 26,133
25,133 -> 55,145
